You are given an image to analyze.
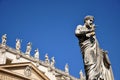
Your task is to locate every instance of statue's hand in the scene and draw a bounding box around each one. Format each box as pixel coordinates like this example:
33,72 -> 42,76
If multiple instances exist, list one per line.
91,31 -> 95,36
86,30 -> 95,37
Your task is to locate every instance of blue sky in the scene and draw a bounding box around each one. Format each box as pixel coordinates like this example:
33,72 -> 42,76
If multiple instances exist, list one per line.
0,0 -> 120,79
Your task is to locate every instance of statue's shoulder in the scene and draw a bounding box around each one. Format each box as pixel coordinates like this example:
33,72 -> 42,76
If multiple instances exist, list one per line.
76,25 -> 87,31
76,25 -> 83,29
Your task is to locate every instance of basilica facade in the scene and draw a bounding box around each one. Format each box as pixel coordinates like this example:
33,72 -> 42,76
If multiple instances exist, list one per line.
0,34 -> 85,80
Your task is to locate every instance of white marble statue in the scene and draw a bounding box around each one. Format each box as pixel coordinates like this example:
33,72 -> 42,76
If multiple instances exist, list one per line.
25,42 -> 32,55
50,57 -> 55,67
75,15 -> 114,80
1,34 -> 7,46
34,48 -> 39,60
45,53 -> 50,64
79,70 -> 85,80
16,39 -> 21,51
65,63 -> 69,74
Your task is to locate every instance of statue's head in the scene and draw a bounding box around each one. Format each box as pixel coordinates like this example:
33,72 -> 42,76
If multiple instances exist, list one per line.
84,15 -> 94,25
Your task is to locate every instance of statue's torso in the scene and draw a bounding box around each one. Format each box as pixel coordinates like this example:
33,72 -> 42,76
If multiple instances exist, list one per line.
76,25 -> 96,50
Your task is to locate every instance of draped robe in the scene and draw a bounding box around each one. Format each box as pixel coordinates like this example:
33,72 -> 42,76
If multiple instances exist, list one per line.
75,25 -> 114,80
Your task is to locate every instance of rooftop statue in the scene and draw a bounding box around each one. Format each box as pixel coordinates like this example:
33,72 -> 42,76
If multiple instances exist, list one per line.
50,57 -> 55,67
25,42 -> 32,55
34,48 -> 39,60
79,70 -> 85,80
1,34 -> 7,46
45,53 -> 50,64
65,63 -> 69,74
75,16 -> 114,80
16,39 -> 21,51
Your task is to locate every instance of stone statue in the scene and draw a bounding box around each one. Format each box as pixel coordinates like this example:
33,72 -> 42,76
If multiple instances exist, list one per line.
25,42 -> 32,55
34,48 -> 39,60
75,15 -> 114,80
16,39 -> 21,51
50,57 -> 55,67
65,63 -> 69,74
45,53 -> 50,64
79,70 -> 85,80
1,34 -> 7,46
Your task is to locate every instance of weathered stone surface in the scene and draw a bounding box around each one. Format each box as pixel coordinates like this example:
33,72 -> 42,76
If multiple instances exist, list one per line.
75,15 -> 114,80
